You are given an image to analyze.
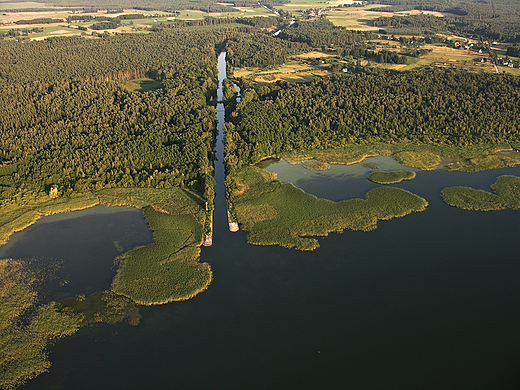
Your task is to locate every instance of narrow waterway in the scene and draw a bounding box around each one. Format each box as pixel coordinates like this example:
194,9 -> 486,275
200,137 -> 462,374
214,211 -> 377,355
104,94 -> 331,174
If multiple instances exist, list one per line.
208,51 -> 232,244
210,51 -> 239,242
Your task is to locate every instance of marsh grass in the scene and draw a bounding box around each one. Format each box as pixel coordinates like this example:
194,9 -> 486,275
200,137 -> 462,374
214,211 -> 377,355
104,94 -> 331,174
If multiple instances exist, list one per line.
0,194 -> 100,245
111,205 -> 212,305
281,143 -> 516,172
445,152 -> 520,171
303,160 -> 330,171
393,151 -> 440,170
368,170 -> 416,184
441,175 -> 520,211
0,259 -> 83,390
233,166 -> 428,251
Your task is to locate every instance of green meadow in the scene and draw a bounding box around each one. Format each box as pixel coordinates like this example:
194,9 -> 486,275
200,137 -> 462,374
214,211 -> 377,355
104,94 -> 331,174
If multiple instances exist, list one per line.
441,175 -> 520,211
368,170 -> 416,184
232,165 -> 428,251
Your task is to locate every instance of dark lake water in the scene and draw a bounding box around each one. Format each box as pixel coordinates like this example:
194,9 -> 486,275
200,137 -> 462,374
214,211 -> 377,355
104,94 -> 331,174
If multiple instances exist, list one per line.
15,53 -> 520,390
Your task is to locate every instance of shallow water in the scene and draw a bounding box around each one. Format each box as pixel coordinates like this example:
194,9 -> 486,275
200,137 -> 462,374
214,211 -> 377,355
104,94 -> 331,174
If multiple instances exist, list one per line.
0,205 -> 152,300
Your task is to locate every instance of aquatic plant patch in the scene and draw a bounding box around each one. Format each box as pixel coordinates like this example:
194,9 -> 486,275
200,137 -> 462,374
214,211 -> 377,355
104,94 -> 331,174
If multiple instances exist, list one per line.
111,204 -> 212,305
0,259 -> 83,390
368,170 -> 416,184
441,175 -> 520,211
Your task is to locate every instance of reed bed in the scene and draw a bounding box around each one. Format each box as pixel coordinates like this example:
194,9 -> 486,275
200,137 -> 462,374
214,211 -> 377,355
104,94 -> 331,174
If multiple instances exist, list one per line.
441,175 -> 520,211
0,259 -> 83,390
233,166 -> 428,251
368,170 -> 416,184
111,205 -> 212,305
0,188 -> 212,306
445,153 -> 520,171
303,160 -> 330,171
393,151 -> 440,170
280,143 -> 516,171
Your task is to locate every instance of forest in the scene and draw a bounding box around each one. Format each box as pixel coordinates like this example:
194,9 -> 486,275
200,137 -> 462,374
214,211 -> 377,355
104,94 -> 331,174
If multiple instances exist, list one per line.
278,19 -> 377,47
0,29 -> 254,211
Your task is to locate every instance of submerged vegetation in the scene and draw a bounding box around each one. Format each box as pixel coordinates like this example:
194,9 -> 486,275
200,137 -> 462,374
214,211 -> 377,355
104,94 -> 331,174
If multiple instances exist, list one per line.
368,170 -> 416,184
441,175 -> 520,211
0,259 -> 83,390
58,291 -> 141,326
230,166 -> 427,251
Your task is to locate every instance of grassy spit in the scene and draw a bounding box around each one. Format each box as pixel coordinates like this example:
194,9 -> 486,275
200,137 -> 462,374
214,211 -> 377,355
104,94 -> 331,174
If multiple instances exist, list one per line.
368,170 -> 416,184
441,175 -> 520,211
231,166 -> 428,251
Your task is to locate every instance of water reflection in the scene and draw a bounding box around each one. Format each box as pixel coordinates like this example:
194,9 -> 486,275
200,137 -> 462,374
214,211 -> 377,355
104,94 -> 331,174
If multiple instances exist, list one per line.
261,156 -> 418,200
0,205 -> 152,300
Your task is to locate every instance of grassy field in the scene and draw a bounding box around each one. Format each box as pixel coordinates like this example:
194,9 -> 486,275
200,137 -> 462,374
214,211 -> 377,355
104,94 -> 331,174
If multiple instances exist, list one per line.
231,165 -> 427,251
122,78 -> 163,93
368,170 -> 416,184
0,2 -> 46,10
441,175 -> 520,211
231,52 -> 336,84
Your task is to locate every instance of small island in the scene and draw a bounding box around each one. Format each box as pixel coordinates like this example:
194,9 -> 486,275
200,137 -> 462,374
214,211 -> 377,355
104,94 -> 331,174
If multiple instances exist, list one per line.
368,170 -> 416,184
441,175 -> 520,211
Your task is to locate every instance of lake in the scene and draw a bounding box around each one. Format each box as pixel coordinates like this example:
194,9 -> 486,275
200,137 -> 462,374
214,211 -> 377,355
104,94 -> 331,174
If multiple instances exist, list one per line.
15,53 -> 520,390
